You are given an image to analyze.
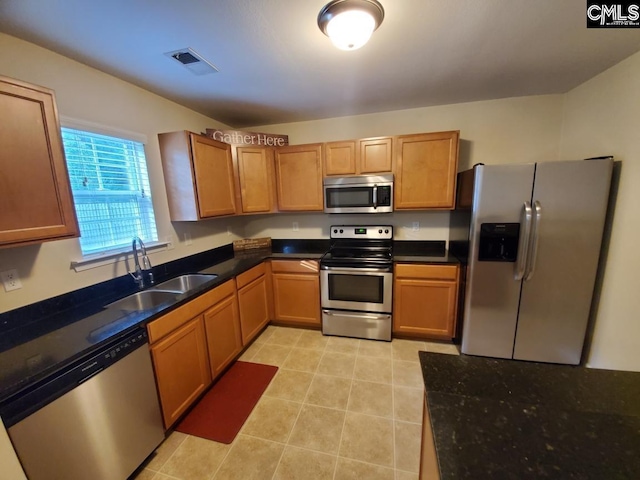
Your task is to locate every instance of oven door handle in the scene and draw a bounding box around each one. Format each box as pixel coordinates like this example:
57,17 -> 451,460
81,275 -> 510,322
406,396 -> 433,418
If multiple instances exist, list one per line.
320,266 -> 393,273
322,309 -> 391,320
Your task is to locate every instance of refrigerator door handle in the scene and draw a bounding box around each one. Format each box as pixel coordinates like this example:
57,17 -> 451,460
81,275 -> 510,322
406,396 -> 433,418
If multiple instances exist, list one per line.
514,201 -> 533,281
524,201 -> 542,281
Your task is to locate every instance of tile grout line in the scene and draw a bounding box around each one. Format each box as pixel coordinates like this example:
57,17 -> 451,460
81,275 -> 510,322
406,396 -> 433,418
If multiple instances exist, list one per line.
211,327 -> 292,480
270,330 -> 327,479
331,338 -> 360,479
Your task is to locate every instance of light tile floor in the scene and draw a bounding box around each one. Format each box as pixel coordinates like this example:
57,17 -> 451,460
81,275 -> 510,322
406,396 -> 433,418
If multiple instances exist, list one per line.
132,327 -> 459,480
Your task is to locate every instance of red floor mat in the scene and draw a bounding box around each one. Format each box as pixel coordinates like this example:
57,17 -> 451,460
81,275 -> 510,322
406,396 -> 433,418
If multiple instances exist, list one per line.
175,361 -> 278,444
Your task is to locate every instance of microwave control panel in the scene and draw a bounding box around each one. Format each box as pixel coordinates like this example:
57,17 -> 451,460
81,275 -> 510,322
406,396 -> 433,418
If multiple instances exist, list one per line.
377,186 -> 391,206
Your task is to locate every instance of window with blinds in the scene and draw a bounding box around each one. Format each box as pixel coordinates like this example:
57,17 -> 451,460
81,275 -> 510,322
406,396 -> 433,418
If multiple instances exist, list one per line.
61,127 -> 158,256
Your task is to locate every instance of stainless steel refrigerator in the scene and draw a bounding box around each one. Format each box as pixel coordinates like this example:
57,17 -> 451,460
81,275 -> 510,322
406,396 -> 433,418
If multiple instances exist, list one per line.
451,158 -> 613,364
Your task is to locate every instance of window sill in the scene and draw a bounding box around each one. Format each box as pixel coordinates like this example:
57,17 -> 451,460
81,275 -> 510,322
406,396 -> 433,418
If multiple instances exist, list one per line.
71,241 -> 169,272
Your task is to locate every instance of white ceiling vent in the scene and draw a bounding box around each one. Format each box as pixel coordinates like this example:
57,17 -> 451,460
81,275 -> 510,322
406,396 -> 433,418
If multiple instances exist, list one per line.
164,47 -> 218,75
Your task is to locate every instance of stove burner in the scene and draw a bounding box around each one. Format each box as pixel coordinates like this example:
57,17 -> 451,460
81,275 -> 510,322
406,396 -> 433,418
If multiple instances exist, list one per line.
321,225 -> 393,269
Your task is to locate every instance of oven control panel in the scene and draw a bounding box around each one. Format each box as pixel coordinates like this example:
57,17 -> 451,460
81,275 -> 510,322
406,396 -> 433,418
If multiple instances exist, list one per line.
330,225 -> 393,240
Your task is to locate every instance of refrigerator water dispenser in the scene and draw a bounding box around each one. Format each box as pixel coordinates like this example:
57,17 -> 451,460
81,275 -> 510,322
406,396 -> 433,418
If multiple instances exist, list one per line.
478,223 -> 519,262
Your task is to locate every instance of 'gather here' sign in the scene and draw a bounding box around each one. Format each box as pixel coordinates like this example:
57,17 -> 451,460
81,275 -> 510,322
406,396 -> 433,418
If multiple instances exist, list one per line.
205,128 -> 289,147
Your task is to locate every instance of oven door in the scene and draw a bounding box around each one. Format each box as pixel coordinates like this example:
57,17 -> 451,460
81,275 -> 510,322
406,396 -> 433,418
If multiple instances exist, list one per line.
320,266 -> 393,313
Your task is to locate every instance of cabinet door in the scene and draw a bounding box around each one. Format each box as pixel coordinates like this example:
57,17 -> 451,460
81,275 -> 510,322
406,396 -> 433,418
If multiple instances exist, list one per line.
272,273 -> 320,326
394,131 -> 459,209
0,76 -> 79,247
274,144 -> 324,211
190,133 -> 237,217
204,291 -> 242,379
358,136 -> 393,174
393,278 -> 458,339
237,274 -> 270,345
235,146 -> 276,213
325,141 -> 357,176
150,316 -> 211,428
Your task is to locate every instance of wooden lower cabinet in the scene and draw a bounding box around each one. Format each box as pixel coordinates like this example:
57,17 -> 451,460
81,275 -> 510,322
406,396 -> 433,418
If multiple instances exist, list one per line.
271,260 -> 320,327
393,263 -> 460,340
150,316 -> 211,428
204,291 -> 243,379
236,263 -> 270,345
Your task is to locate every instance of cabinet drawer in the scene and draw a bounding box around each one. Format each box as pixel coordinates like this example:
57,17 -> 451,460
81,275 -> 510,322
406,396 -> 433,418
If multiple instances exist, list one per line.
235,262 -> 266,289
271,259 -> 319,274
395,263 -> 458,281
147,279 -> 235,343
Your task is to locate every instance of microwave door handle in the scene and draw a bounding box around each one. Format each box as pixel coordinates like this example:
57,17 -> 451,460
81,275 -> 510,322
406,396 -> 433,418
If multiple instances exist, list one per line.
373,185 -> 378,209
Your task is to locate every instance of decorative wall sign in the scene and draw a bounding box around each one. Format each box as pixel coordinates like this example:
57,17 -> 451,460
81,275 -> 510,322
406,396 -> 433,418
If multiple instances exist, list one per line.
206,128 -> 289,146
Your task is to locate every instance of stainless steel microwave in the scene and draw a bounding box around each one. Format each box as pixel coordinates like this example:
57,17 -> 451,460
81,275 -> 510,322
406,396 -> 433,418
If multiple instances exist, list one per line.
323,174 -> 393,214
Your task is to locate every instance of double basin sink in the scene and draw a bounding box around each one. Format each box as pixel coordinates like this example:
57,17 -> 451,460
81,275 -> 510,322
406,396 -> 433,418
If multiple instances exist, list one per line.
105,274 -> 218,312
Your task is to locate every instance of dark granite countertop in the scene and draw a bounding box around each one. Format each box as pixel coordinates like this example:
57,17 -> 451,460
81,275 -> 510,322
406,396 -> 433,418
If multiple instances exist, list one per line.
419,352 -> 640,479
392,240 -> 460,264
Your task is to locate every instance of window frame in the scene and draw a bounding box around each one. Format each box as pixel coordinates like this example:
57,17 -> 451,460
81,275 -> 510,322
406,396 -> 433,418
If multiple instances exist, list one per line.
60,117 -> 168,271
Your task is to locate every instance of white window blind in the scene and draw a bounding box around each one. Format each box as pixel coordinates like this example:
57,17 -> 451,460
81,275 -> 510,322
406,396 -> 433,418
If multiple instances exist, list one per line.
61,127 -> 158,256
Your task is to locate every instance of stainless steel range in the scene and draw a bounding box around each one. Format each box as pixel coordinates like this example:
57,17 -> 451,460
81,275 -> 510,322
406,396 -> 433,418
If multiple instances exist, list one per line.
321,225 -> 393,341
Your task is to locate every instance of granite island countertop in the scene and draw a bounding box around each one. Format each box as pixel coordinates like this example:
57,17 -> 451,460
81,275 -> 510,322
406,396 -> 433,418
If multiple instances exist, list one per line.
419,352 -> 640,479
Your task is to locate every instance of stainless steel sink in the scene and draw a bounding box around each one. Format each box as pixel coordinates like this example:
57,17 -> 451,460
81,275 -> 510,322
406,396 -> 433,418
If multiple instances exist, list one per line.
152,274 -> 217,293
105,290 -> 179,311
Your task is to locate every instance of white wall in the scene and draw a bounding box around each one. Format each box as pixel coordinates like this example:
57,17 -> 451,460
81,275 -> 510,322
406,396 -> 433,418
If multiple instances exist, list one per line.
559,51 -> 640,372
0,33 -> 246,313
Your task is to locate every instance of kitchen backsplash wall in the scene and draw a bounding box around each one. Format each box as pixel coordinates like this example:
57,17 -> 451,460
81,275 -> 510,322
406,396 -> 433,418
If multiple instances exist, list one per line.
243,211 -> 450,242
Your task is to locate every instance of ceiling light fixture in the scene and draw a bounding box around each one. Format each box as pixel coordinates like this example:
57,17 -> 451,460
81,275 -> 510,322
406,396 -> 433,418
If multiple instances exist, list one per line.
318,0 -> 385,51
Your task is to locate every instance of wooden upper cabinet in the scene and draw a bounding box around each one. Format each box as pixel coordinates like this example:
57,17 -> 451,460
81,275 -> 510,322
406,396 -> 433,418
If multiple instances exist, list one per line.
325,141 -> 357,176
0,76 -> 79,248
233,146 -> 276,214
274,143 -> 324,211
359,136 -> 393,174
158,131 -> 236,220
394,131 -> 459,210
324,137 -> 392,176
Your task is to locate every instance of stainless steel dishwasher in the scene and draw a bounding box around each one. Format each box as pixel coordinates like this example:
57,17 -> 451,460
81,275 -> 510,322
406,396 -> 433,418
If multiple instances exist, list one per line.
0,329 -> 164,480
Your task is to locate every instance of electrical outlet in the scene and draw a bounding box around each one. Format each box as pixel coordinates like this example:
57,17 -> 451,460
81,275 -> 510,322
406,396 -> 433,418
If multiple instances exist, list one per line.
1,269 -> 23,292
227,226 -> 232,236
292,222 -> 299,231
412,221 -> 420,232
184,232 -> 192,246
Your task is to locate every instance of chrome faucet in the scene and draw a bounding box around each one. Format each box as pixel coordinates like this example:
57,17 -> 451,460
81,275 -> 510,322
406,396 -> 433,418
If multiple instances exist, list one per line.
131,237 -> 154,288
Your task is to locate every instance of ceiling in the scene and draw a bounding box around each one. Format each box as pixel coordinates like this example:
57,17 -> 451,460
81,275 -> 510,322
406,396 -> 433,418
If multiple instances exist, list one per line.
1,0 -> 640,128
